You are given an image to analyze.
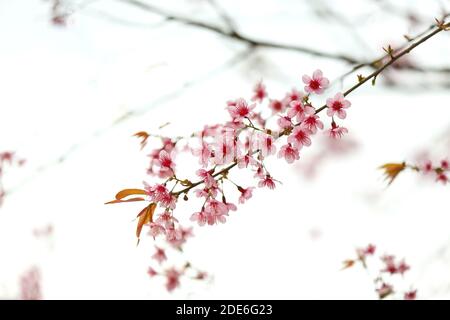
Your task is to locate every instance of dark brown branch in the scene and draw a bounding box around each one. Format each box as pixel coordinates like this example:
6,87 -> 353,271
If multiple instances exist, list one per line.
315,21 -> 449,113
118,0 -> 360,64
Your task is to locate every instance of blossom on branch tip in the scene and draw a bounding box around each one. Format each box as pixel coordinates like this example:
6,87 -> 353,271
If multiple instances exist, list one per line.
302,69 -> 329,94
326,93 -> 351,119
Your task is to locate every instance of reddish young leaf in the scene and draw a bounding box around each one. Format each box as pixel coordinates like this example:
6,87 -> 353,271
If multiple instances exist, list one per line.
134,131 -> 150,149
105,197 -> 146,205
136,203 -> 157,243
342,259 -> 355,270
115,189 -> 147,200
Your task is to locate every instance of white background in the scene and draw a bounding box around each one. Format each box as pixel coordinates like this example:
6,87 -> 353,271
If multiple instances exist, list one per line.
0,0 -> 449,299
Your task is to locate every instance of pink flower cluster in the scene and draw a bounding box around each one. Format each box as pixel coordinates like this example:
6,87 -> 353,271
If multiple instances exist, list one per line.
112,70 -> 355,291
19,266 -> 42,300
147,246 -> 208,292
345,244 -> 416,300
419,159 -> 449,184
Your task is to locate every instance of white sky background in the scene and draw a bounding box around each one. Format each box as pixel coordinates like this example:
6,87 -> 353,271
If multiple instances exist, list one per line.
0,0 -> 449,299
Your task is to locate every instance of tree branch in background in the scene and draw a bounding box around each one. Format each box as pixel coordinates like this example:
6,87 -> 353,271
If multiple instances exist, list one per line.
118,0 -> 360,64
118,0 -> 450,78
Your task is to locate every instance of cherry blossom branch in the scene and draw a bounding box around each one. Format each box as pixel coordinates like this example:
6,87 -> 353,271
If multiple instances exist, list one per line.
107,18 -> 448,293
338,13 -> 450,81
316,19 -> 450,114
380,159 -> 449,185
162,19 -> 448,197
343,244 -> 416,300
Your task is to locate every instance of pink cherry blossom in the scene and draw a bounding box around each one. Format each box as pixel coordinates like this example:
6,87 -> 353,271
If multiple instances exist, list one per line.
147,267 -> 158,277
422,160 -> 433,173
365,244 -> 376,255
156,211 -> 178,229
196,169 -> 217,189
251,81 -> 267,103
205,199 -> 229,224
194,186 -> 218,198
283,88 -> 304,105
277,116 -> 293,129
288,100 -> 315,122
269,99 -> 285,114
258,175 -> 276,189
20,267 -> 41,300
326,93 -> 351,119
213,132 -> 237,165
156,150 -> 176,178
254,164 -> 265,178
152,246 -> 167,264
165,268 -> 181,292
166,226 -> 182,242
145,183 -> 177,209
288,126 -> 312,149
301,115 -> 324,133
148,222 -> 166,238
226,98 -> 256,121
225,201 -> 237,212
404,290 -> 417,300
192,140 -> 212,167
237,153 -> 257,169
441,159 -> 449,170
436,173 -> 448,184
327,122 -> 348,139
190,210 -> 208,226
169,226 -> 193,247
258,133 -> 276,158
278,143 -> 300,164
397,260 -> 410,275
158,150 -> 175,170
302,69 -> 329,94
238,187 -> 254,204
